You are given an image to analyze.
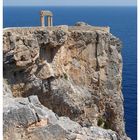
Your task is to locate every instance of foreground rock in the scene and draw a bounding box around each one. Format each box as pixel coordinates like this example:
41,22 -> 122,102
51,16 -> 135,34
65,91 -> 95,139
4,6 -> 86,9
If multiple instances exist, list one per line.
4,81 -> 121,140
3,23 -> 130,140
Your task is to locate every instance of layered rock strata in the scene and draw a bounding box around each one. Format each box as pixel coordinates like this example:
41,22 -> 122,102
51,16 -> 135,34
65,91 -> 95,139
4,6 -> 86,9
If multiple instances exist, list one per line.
3,24 -> 130,140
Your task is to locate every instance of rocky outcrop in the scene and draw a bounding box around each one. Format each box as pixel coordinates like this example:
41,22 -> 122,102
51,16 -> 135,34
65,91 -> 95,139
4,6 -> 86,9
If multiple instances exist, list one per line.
3,23 -> 130,140
3,81 -> 121,140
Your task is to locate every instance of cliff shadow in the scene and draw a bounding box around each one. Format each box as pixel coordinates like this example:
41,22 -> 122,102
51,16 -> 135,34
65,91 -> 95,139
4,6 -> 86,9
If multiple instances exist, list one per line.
39,43 -> 60,63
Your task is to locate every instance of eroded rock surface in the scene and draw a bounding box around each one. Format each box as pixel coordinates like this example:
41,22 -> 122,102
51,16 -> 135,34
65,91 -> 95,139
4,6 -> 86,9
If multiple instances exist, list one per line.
3,24 -> 130,140
3,81 -> 122,140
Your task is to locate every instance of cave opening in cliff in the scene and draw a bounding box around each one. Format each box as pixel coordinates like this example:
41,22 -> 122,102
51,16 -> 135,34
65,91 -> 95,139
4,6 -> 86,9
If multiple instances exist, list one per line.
39,44 -> 60,63
40,45 -> 53,63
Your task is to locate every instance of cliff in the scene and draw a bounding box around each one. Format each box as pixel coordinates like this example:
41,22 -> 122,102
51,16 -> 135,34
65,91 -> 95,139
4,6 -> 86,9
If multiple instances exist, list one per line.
3,23 -> 130,140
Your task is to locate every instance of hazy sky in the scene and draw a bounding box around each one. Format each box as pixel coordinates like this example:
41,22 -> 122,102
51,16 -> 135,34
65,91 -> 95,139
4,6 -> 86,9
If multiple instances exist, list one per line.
4,0 -> 137,6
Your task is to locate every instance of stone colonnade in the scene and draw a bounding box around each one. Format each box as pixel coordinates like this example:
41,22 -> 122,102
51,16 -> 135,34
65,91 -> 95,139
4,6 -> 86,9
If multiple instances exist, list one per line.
40,10 -> 53,27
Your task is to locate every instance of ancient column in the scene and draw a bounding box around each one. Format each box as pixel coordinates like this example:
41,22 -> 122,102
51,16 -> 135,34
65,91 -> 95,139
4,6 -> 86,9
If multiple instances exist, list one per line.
50,16 -> 53,26
40,15 -> 45,27
47,16 -> 50,26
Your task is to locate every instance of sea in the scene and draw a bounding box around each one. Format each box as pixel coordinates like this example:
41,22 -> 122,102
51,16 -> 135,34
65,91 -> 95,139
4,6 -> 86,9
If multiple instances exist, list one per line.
3,6 -> 137,140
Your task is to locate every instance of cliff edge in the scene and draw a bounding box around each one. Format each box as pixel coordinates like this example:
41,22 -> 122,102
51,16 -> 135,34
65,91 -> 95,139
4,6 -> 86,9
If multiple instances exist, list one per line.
3,23 -> 130,140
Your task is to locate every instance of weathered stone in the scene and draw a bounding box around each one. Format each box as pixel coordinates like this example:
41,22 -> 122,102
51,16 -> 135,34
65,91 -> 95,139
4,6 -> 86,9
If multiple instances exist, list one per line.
75,22 -> 90,26
3,24 -> 130,140
3,85 -> 122,140
36,63 -> 54,79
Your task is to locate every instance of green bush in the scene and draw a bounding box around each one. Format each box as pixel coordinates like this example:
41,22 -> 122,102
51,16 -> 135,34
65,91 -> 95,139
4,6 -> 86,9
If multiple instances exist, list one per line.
97,118 -> 104,127
97,117 -> 110,129
63,73 -> 68,80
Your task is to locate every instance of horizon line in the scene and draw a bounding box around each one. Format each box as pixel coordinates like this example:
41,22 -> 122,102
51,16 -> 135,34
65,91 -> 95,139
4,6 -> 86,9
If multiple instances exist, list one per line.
3,5 -> 137,7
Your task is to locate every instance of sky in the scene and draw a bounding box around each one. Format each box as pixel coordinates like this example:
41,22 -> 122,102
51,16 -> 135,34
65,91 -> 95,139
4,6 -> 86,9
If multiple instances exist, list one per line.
4,0 -> 137,6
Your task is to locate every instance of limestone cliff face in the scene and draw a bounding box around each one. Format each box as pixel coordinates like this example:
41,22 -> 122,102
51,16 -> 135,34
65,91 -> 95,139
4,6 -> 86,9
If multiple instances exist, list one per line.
3,24 -> 130,140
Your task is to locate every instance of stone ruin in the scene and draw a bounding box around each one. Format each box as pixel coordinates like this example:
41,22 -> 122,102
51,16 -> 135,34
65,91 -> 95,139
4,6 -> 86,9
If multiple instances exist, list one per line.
40,10 -> 53,27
